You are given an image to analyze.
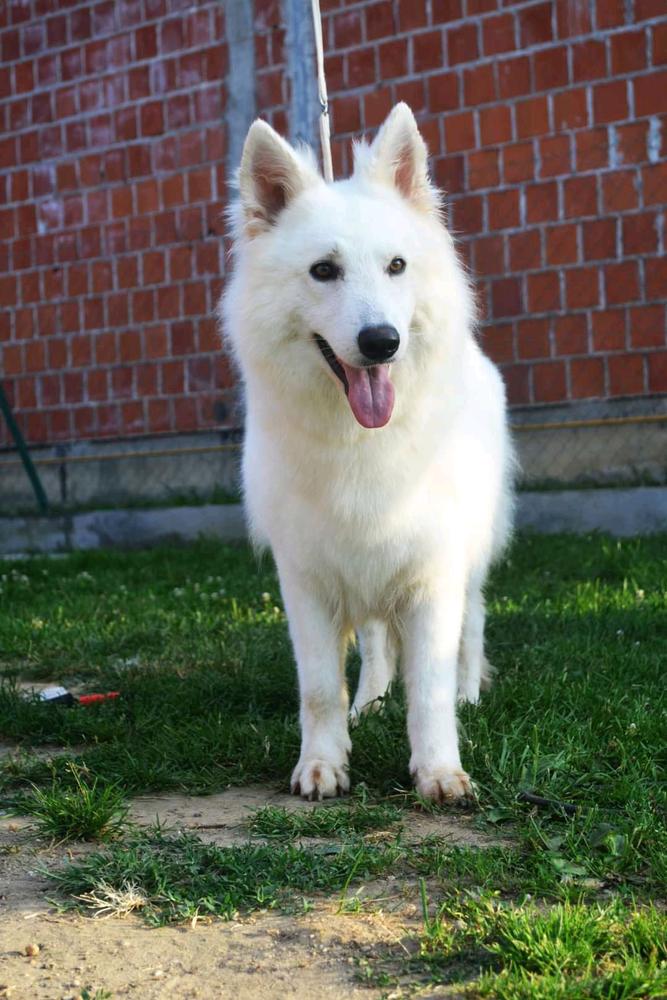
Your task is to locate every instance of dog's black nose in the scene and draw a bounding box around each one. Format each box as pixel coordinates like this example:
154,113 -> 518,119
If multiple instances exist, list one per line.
357,325 -> 400,362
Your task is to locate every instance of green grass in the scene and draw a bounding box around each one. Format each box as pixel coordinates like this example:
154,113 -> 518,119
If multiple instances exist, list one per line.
361,888 -> 667,998
1,534 -> 665,994
46,825 -> 406,925
20,763 -> 128,842
248,797 -> 404,839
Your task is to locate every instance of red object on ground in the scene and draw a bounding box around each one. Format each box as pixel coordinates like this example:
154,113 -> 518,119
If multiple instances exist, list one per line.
78,692 -> 120,706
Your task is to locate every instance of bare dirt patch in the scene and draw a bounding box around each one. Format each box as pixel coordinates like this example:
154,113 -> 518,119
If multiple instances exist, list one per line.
1,783 -> 499,999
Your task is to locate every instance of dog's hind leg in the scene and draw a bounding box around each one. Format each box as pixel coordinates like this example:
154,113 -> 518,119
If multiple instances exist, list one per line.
350,619 -> 396,723
457,580 -> 493,705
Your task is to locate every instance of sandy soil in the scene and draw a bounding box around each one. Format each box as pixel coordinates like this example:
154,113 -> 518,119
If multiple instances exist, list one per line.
1,763 -> 496,999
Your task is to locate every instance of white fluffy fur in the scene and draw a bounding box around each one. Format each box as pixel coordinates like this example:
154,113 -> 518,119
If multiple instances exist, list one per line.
221,104 -> 515,802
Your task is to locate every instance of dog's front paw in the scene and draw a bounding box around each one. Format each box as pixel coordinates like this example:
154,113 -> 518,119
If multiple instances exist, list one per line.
290,757 -> 350,801
412,766 -> 474,804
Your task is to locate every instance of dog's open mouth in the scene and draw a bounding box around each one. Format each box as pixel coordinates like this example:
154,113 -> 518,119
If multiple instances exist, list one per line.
314,334 -> 395,430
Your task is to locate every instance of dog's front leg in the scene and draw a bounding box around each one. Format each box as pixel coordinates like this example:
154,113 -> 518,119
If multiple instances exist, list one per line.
279,566 -> 351,801
403,576 -> 472,803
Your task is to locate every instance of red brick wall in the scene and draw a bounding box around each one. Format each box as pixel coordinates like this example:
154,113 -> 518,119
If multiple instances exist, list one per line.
1,0 -> 666,448
0,0 -> 229,446
319,0 -> 666,406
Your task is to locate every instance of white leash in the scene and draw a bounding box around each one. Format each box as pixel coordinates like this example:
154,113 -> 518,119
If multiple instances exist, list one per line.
310,0 -> 334,182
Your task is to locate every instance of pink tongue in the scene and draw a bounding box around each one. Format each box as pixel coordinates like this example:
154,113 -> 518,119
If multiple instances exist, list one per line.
340,362 -> 395,429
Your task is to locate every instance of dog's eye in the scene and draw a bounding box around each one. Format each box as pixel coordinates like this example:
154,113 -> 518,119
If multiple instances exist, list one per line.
388,257 -> 406,275
310,261 -> 340,282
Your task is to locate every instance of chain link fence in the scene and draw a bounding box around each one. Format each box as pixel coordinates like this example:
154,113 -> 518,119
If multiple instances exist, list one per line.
1,406 -> 666,519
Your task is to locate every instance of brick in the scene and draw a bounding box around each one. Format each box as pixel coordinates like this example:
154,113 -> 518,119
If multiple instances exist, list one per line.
609,354 -> 645,396
502,364 -> 530,405
554,314 -> 588,354
509,230 -> 541,271
623,213 -> 658,255
2,344 -> 22,376
575,128 -> 608,171
539,134 -> 571,177
527,272 -> 560,313
451,195 -> 484,234
474,235 -> 505,276
379,39 -> 408,78
412,30 -> 444,72
592,310 -> 626,352
491,277 -> 523,317
601,171 -> 638,213
365,1 -> 395,40
165,361 -> 185,396
484,323 -> 515,364
533,361 -> 566,402
566,267 -> 600,308
497,56 -> 530,98
571,39 -> 606,82
347,47 -> 376,87
526,181 -> 559,223
136,363 -> 158,397
570,357 -> 604,399
433,154 -> 465,193
132,290 -> 154,323
605,262 -> 639,306
635,71 -> 667,117
643,163 -> 667,206
489,189 -> 520,229
517,318 -> 550,359
556,0 -> 592,37
533,46 -> 568,91
646,258 -> 667,300
447,23 -> 478,65
483,14 -> 515,56
519,3 -> 553,47
564,175 -> 597,217
582,219 -> 616,261
333,11 -> 362,48
468,150 -> 500,189
636,0 -> 667,18
516,96 -> 549,138
546,223 -> 578,265
364,89 -> 393,129
463,64 -> 496,106
629,305 -> 666,348
394,79 -> 427,114
479,105 -> 512,144
428,72 -> 459,112
593,81 -> 628,125
444,112 -> 475,152
610,30 -> 646,74
431,0 -> 463,21
596,0 -> 625,28
333,95 -> 360,133
653,21 -> 667,64
647,353 -> 667,393
553,88 -> 587,130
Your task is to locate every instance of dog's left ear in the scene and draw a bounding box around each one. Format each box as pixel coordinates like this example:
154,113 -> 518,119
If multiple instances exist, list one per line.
361,103 -> 438,215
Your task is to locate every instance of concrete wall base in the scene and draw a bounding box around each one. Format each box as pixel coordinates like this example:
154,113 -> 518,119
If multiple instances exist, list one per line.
0,488 -> 665,557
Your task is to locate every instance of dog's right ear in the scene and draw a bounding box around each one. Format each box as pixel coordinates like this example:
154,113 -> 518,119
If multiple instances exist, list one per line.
239,120 -> 318,236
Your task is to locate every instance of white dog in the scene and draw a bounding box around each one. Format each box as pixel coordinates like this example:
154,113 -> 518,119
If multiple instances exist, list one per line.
222,104 -> 514,803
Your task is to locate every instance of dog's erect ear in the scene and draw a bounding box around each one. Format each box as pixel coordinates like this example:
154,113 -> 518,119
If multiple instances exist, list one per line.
239,120 -> 318,234
360,103 -> 438,214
